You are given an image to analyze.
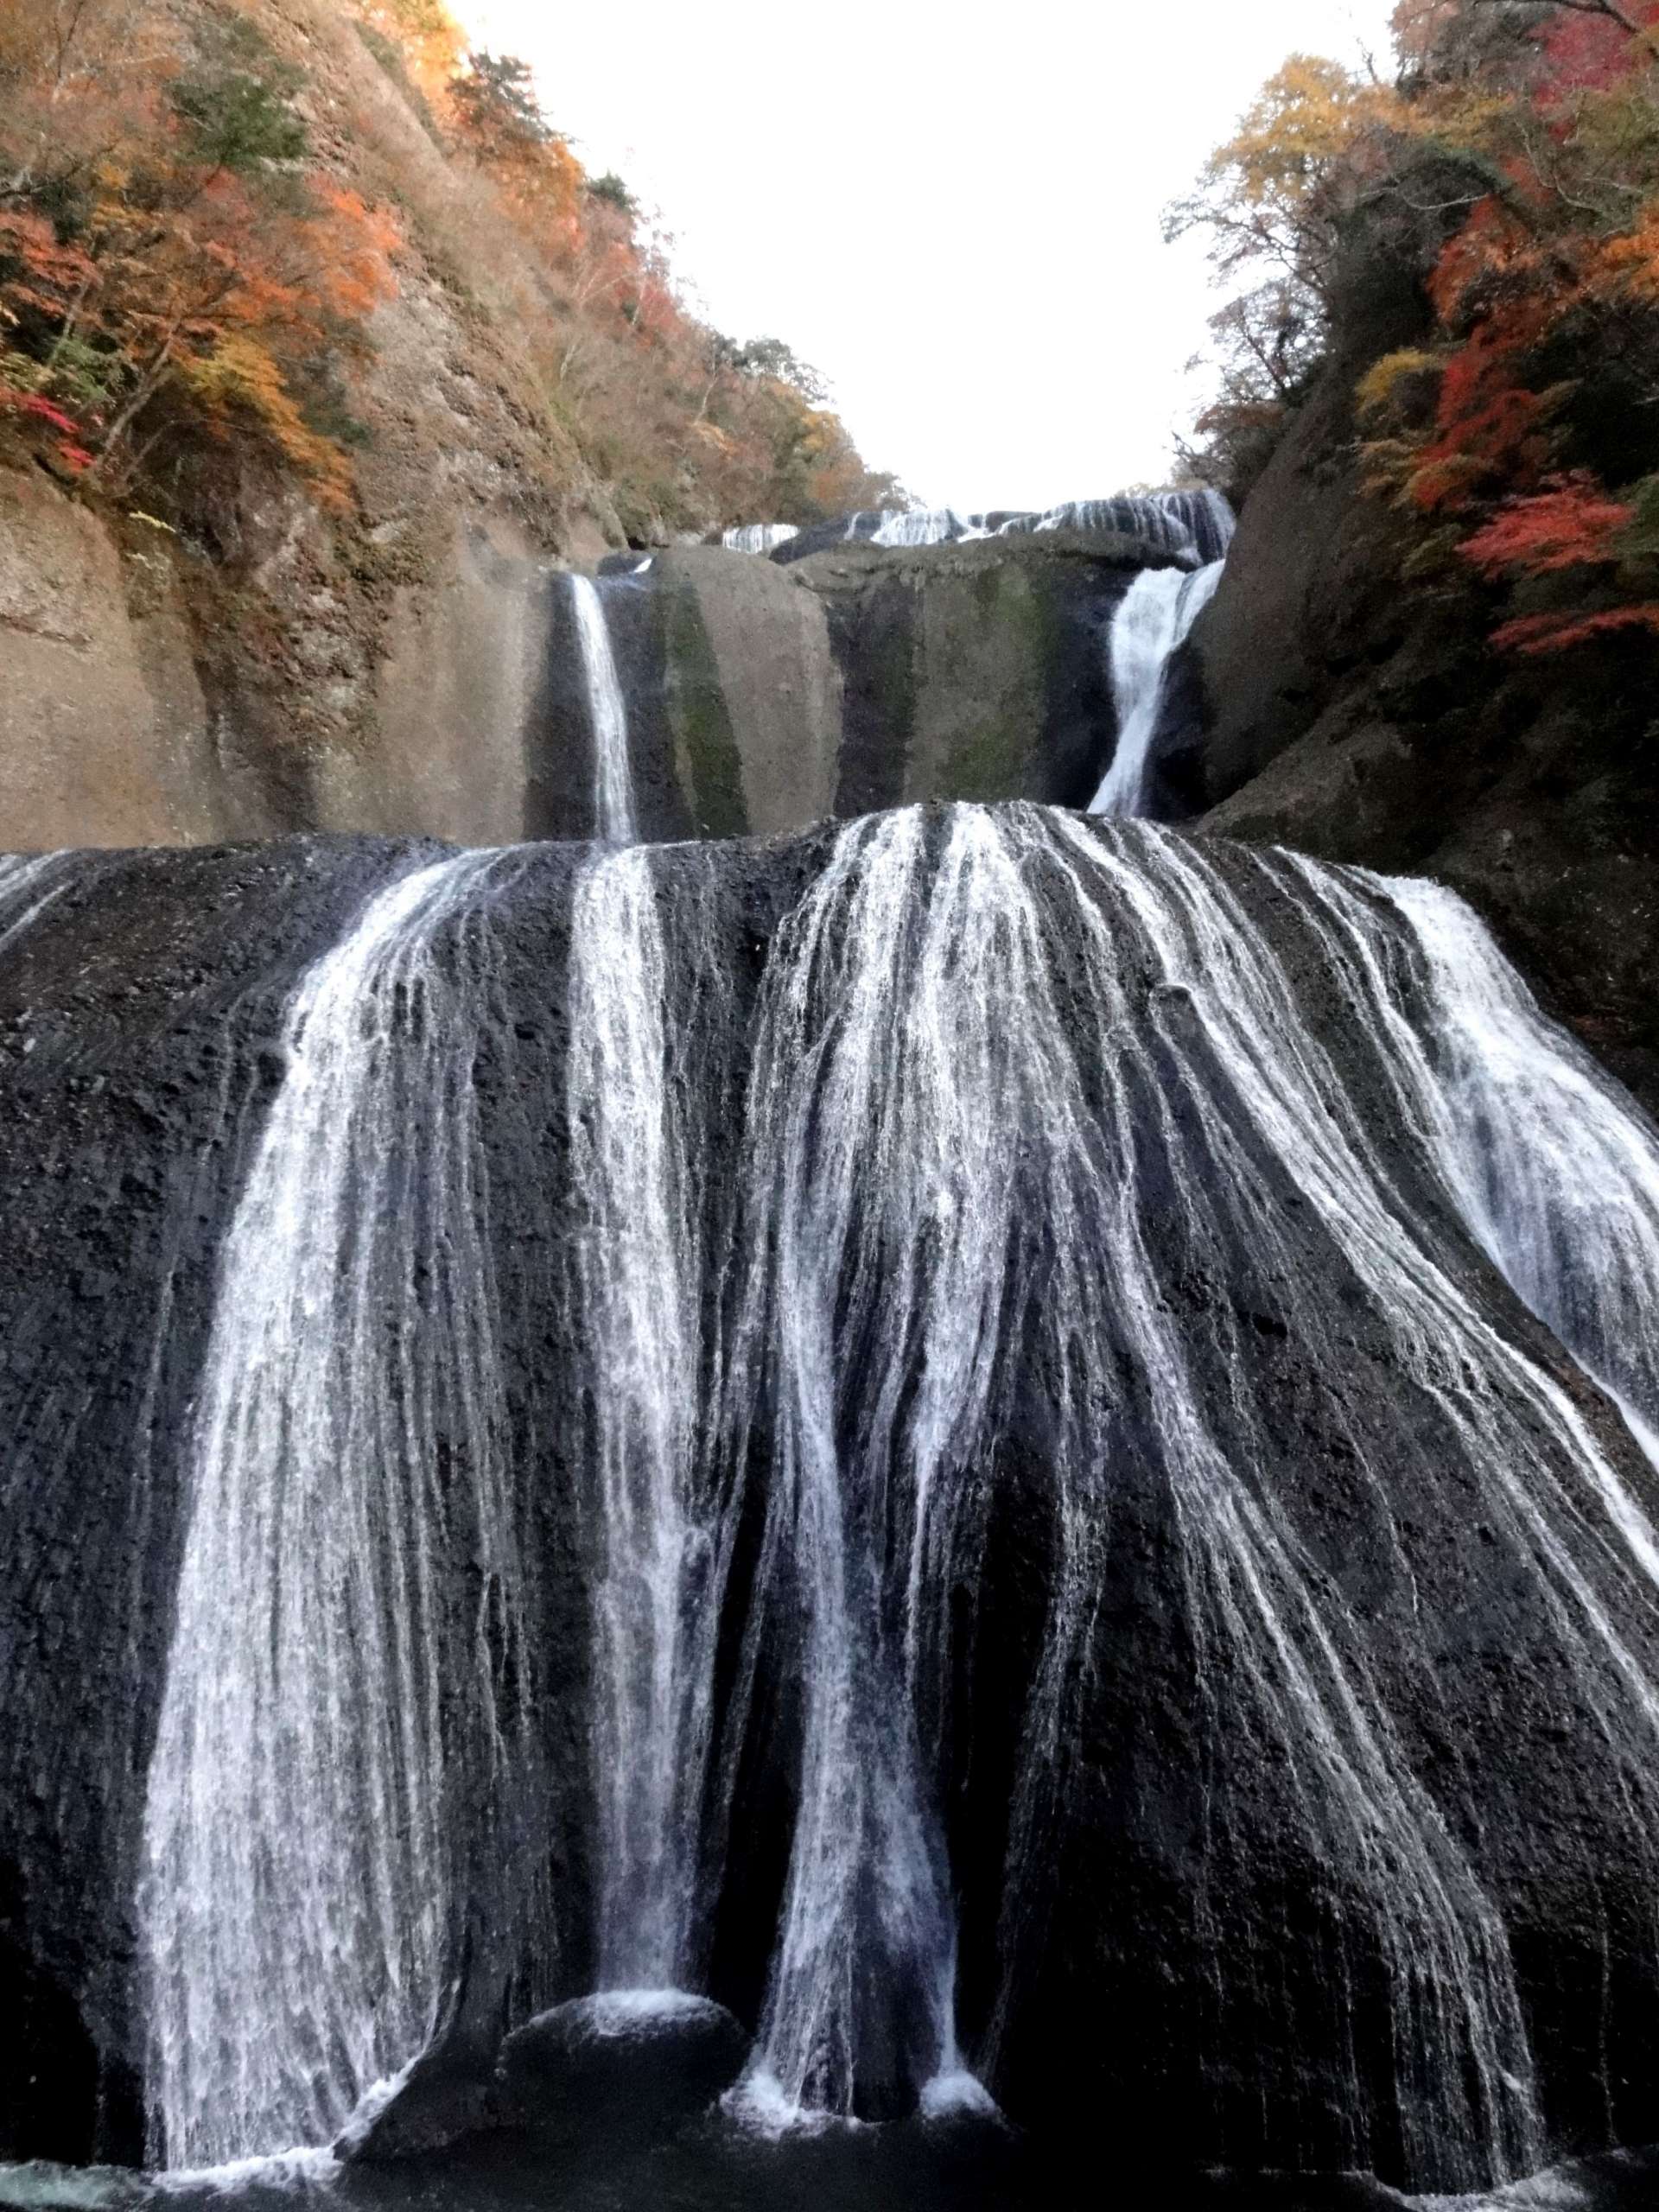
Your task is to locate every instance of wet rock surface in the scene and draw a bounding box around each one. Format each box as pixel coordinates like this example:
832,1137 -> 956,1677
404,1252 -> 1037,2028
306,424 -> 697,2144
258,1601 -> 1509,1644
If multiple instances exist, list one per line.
1,815 -> 1657,2196
497,1995 -> 747,2139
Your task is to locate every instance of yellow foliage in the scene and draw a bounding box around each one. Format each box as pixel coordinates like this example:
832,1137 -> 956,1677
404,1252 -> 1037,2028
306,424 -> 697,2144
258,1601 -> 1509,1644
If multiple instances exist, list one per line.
1593,200 -> 1659,300
1356,348 -> 1442,421
181,334 -> 353,506
1210,56 -> 1403,207
351,0 -> 464,99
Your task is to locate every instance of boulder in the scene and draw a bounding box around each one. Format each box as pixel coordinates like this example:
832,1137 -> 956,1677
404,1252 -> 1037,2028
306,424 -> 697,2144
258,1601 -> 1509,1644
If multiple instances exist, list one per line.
496,1993 -> 748,2141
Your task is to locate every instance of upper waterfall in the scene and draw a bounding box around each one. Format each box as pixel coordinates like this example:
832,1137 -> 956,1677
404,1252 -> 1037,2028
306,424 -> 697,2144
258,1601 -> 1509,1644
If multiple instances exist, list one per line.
569,575 -> 638,843
1091,561 -> 1226,817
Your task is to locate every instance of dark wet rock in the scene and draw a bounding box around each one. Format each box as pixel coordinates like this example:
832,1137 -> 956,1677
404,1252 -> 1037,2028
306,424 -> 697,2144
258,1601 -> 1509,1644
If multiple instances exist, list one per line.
337,2049 -> 503,2166
783,530 -> 1179,815
495,1994 -> 747,2140
3,823 -> 1659,2190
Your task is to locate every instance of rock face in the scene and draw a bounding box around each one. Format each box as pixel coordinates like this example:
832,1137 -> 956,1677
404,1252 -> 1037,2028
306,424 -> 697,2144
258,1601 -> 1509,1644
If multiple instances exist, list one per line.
0,474 -> 223,846
1188,372 -> 1659,1116
513,531 -> 1171,842
497,1995 -> 748,2139
0,474 -> 1170,849
3,811 -> 1659,2195
785,531 -> 1170,815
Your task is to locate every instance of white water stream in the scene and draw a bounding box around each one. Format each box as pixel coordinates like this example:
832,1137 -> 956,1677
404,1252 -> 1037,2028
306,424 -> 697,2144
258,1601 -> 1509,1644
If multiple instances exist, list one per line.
124,804 -> 1659,2192
569,575 -> 638,843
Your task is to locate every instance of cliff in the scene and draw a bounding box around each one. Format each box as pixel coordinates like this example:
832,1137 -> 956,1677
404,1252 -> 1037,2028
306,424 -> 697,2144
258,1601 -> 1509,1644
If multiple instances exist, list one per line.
1189,368 -> 1659,1124
0,0 -> 895,846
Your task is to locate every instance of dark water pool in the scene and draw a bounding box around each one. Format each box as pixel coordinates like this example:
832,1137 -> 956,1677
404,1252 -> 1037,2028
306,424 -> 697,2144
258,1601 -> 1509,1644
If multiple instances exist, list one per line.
9,2134 -> 1659,2212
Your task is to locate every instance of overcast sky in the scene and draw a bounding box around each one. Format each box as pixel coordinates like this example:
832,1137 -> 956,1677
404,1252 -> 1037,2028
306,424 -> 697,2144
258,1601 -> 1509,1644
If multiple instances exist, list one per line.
456,1 -> 1400,511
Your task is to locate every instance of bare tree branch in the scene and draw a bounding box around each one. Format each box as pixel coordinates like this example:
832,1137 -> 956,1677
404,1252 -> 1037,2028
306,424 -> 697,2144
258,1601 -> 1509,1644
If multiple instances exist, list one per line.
1472,0 -> 1643,35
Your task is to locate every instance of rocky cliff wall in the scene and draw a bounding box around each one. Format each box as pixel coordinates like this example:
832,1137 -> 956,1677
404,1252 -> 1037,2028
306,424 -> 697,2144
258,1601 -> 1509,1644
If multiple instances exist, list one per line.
0,475 -> 1164,851
1189,377 -> 1659,1118
0,469 -> 567,848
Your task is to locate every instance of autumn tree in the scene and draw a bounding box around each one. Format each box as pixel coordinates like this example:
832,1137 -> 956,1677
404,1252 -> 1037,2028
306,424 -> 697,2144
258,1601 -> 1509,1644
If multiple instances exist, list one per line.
1188,0 -> 1659,646
0,0 -> 399,504
0,0 -> 892,538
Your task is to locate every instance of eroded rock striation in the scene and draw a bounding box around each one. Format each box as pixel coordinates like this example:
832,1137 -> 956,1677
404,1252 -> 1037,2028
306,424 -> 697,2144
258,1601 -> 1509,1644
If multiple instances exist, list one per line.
1,809 -> 1657,2196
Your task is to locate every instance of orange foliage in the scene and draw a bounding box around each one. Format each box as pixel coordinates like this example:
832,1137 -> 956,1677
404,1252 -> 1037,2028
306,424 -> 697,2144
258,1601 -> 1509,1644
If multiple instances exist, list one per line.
1490,602 -> 1659,652
1459,472 -> 1633,575
1426,194 -> 1549,326
0,1 -> 402,503
0,0 -> 889,531
1590,200 -> 1659,299
1403,302 -> 1559,512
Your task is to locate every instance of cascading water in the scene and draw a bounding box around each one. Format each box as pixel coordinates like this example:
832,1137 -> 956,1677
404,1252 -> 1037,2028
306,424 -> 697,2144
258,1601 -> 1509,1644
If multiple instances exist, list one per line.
1090,560 -> 1225,816
569,575 -> 638,842
89,801 -> 1659,2191
716,489 -> 1237,564
1285,859 -> 1659,1477
721,524 -> 798,556
138,851 -> 544,2171
866,507 -> 989,547
708,806 -> 1623,2173
565,845 -> 704,1992
1001,488 -> 1236,562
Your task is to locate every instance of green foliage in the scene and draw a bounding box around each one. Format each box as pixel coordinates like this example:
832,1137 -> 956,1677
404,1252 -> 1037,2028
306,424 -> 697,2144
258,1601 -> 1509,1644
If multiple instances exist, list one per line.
587,172 -> 637,217
734,336 -> 828,404
1617,469 -> 1659,565
169,59 -> 309,174
448,51 -> 555,161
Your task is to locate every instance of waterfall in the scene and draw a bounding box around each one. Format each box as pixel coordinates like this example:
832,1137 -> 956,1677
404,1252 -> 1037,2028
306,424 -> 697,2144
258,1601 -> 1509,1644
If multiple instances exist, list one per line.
709,807 -> 1563,2171
1286,859 -> 1659,1479
701,806 -> 1659,2177
138,852 -> 543,2171
115,803 -> 1659,2190
715,810 -> 983,2126
867,508 -> 989,547
566,846 -> 704,1992
722,524 -> 799,556
569,575 -> 637,842
1090,560 -> 1224,817
1000,490 -> 1236,563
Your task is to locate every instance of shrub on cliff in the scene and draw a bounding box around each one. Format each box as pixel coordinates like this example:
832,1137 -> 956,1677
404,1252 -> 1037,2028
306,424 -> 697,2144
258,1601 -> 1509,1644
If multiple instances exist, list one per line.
0,0 -> 398,510
1183,0 -> 1659,652
433,41 -> 896,532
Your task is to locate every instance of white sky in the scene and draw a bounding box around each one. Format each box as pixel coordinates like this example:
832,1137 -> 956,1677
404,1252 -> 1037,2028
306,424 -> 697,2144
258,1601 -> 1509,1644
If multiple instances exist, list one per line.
457,1 -> 1400,511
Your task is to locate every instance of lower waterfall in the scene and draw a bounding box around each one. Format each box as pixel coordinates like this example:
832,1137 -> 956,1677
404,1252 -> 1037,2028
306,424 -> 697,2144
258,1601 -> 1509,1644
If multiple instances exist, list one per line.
17,802 -> 1650,2191
139,852 -> 548,2170
566,846 -> 704,1992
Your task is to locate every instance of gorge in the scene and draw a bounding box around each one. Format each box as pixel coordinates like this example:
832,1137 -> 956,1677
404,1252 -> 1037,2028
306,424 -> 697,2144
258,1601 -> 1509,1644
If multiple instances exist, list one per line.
5,0 -> 1659,2205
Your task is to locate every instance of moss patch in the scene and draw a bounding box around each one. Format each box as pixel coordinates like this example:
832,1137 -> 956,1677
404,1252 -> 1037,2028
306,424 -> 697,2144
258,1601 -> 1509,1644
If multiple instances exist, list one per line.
660,580 -> 747,836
